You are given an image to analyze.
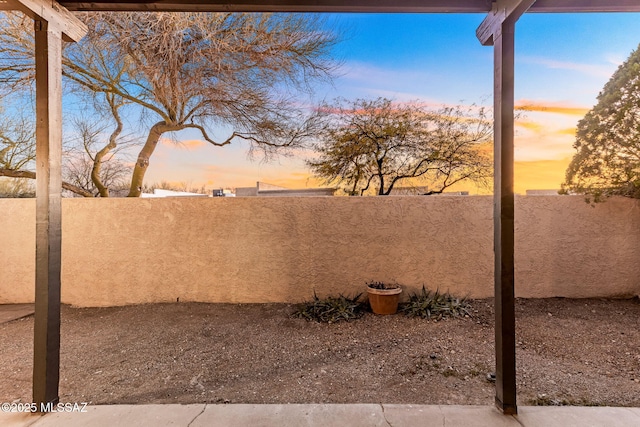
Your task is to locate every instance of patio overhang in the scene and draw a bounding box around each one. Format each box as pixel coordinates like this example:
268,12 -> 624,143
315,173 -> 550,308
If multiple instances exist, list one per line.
53,0 -> 640,13
3,0 -> 638,416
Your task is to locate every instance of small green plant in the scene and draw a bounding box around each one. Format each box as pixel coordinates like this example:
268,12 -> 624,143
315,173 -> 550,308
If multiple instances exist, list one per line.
292,292 -> 365,323
400,286 -> 471,320
367,281 -> 401,290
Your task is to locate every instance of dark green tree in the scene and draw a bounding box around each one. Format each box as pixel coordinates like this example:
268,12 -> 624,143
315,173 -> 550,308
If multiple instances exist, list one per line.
562,44 -> 640,202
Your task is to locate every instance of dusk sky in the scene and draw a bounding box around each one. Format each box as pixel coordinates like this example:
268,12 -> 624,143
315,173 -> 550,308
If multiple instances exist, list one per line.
142,12 -> 640,194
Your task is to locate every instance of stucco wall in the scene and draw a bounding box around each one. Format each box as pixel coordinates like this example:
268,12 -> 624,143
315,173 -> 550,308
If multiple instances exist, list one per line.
1,196 -> 638,307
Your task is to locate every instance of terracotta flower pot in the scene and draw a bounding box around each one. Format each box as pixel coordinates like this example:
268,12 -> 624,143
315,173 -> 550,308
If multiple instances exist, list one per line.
367,285 -> 402,315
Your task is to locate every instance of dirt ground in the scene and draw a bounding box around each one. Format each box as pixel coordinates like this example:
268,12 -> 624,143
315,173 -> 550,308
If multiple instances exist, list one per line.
1,298 -> 639,407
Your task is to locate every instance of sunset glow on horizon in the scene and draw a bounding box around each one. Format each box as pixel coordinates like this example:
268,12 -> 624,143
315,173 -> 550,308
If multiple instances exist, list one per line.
141,12 -> 640,195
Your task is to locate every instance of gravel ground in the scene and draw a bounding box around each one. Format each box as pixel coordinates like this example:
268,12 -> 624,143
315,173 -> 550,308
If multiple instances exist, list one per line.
1,298 -> 639,406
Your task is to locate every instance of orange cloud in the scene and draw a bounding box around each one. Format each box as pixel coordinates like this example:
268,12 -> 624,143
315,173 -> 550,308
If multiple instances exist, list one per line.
514,157 -> 571,194
475,141 -> 493,156
557,127 -> 577,136
159,137 -> 175,147
515,101 -> 589,116
160,137 -> 206,150
264,175 -> 325,190
179,139 -> 206,149
274,158 -> 573,196
516,120 -> 545,132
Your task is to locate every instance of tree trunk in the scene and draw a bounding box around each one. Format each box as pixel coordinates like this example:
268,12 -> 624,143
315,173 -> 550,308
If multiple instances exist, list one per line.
92,98 -> 124,197
378,175 -> 386,195
127,121 -> 179,197
91,145 -> 113,197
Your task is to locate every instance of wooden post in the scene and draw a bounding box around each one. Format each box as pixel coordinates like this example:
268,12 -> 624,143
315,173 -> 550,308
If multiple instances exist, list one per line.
32,18 -> 63,408
478,1 -> 534,415
493,20 -> 517,415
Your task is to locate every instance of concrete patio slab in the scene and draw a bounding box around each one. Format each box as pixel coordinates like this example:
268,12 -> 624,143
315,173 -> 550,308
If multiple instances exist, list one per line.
0,304 -> 34,324
517,406 -> 640,427
378,404 -> 445,427
2,404 -> 640,426
383,404 -> 521,426
0,411 -> 40,427
29,404 -> 205,427
190,404 -> 389,427
439,405 -> 521,426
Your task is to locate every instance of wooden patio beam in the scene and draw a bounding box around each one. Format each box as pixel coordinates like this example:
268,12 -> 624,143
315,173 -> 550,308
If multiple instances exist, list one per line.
492,20 -> 517,414
32,17 -> 63,408
1,0 -> 85,410
477,0 -> 532,416
477,0 -> 536,46
8,0 -> 87,42
530,0 -> 640,13
56,0 -> 494,12
56,0 -> 640,13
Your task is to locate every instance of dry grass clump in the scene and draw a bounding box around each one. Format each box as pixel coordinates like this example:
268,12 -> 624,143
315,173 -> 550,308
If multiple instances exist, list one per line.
292,292 -> 365,323
401,287 -> 471,320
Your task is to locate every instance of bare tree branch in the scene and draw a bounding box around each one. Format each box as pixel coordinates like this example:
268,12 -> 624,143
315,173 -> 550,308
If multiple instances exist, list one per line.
0,11 -> 340,196
308,98 -> 492,196
0,168 -> 93,197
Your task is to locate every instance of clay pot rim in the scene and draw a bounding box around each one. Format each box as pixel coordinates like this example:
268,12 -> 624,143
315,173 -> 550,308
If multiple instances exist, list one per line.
366,285 -> 402,296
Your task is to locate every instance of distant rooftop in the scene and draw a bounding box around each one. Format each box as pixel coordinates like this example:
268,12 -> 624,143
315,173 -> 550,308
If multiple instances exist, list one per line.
235,182 -> 337,197
390,186 -> 469,196
525,189 -> 560,196
141,189 -> 209,198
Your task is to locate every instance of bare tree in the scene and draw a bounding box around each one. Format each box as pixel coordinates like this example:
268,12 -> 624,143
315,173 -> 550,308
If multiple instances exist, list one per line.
0,11 -> 339,196
0,89 -> 127,197
0,98 -> 93,197
0,12 -> 124,197
0,107 -> 35,197
0,177 -> 34,197
59,88 -> 138,197
0,108 -> 34,172
308,98 -> 492,196
63,113 -> 133,197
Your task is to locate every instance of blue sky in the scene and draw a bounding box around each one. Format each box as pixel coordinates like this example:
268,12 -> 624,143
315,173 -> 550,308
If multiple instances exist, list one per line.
144,12 -> 640,193
322,13 -> 640,105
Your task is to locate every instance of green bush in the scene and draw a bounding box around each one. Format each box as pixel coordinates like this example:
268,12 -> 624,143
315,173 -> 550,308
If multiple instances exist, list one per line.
292,292 -> 365,323
401,287 -> 471,320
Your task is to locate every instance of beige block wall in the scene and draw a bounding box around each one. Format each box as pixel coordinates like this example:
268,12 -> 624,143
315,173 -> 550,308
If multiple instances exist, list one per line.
515,196 -> 640,298
0,199 -> 35,303
0,196 -> 638,307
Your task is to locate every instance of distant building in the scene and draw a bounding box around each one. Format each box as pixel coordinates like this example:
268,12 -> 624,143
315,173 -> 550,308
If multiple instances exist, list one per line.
389,186 -> 431,195
212,189 -> 236,197
141,189 -> 208,198
235,181 -> 337,197
525,189 -> 560,195
389,186 -> 469,196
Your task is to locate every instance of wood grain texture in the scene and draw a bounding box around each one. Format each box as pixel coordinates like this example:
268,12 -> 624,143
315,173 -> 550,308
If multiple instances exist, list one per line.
8,0 -> 87,41
33,19 -> 62,407
56,0 -> 640,13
